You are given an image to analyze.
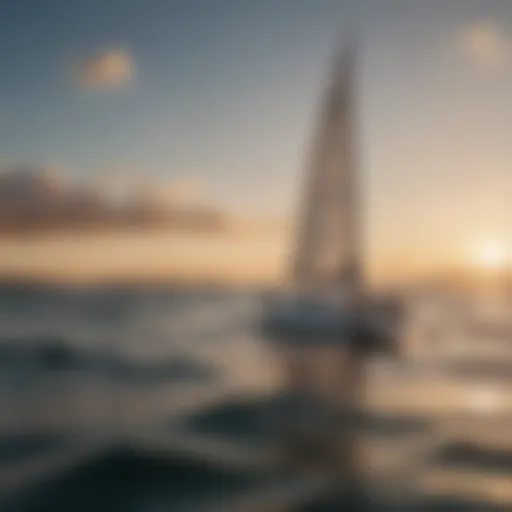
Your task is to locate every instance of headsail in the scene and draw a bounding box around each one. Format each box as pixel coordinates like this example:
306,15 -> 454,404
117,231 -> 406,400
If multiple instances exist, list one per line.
292,47 -> 361,295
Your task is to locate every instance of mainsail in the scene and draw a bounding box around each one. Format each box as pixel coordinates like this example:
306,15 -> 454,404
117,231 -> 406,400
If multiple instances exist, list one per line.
292,48 -> 361,295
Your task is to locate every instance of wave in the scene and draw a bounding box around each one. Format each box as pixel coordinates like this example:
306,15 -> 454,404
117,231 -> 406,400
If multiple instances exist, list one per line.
0,337 -> 219,385
2,443 -> 269,512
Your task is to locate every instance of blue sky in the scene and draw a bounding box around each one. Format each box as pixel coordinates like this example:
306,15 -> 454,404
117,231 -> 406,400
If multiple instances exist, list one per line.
0,0 -> 359,208
1,0 -> 512,275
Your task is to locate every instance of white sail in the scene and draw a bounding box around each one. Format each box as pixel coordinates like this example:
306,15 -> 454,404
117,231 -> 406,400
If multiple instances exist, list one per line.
292,48 -> 361,295
261,45 -> 404,347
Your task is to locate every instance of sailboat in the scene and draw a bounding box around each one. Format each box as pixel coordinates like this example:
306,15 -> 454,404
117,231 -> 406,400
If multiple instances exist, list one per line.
261,46 -> 403,353
256,46 -> 409,488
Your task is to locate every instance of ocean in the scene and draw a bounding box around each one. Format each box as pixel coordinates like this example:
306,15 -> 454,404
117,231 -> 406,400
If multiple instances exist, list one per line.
2,285 -> 512,511
0,285 -> 288,510
0,285 -> 281,424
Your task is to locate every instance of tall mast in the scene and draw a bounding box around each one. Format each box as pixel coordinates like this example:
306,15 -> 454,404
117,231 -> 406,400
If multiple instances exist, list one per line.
292,46 -> 362,294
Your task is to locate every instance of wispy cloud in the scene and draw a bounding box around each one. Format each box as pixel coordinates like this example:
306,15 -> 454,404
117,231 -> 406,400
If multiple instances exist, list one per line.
0,167 -> 224,233
456,21 -> 510,71
100,173 -> 209,210
166,179 -> 206,207
72,49 -> 134,89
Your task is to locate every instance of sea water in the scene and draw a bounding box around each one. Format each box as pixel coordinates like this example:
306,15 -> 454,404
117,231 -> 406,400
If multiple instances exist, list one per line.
2,285 -> 512,510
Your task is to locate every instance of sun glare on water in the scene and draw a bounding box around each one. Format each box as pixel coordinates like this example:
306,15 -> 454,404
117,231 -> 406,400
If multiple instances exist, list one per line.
466,386 -> 504,415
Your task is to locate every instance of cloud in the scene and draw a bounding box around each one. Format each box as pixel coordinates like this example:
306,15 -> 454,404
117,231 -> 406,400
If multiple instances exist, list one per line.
165,179 -> 207,207
457,21 -> 510,71
0,167 -> 225,233
73,49 -> 134,89
100,173 -> 209,211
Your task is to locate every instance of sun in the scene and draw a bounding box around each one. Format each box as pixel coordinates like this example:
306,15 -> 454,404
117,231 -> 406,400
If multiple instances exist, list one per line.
472,240 -> 508,271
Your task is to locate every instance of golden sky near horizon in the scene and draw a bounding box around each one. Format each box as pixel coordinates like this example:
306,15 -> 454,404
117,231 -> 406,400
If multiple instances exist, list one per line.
0,218 -> 509,286
0,224 -> 291,285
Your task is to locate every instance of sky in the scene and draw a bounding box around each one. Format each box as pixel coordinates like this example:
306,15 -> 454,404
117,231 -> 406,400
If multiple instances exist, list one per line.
1,0 -> 512,284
